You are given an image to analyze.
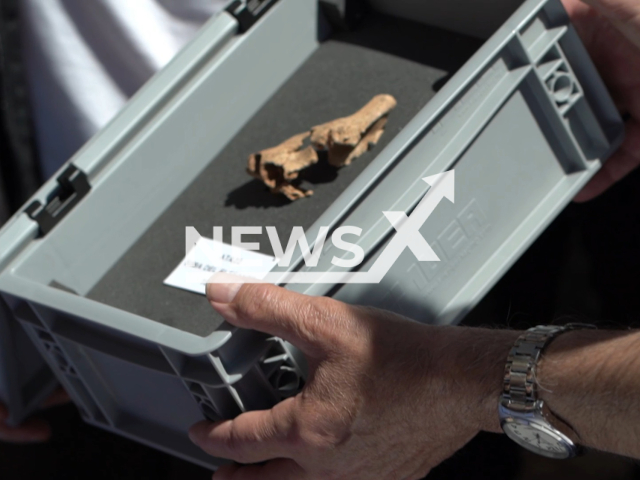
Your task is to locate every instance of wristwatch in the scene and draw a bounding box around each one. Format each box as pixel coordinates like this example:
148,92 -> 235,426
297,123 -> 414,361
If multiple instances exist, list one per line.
499,324 -> 594,459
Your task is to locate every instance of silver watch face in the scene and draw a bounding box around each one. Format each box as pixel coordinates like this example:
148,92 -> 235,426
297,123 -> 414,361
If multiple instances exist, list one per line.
502,420 -> 574,459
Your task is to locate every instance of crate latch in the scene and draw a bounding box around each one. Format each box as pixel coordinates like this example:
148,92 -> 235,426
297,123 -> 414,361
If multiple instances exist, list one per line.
24,165 -> 91,236
226,0 -> 279,33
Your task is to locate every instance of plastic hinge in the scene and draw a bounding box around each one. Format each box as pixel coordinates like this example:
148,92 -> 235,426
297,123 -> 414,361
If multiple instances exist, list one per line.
24,165 -> 91,236
226,0 -> 279,33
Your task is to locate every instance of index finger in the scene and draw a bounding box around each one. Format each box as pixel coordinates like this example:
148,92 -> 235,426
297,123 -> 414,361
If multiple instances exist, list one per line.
189,397 -> 297,464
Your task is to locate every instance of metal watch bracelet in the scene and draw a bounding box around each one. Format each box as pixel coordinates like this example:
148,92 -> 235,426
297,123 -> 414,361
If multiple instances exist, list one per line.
502,323 -> 596,413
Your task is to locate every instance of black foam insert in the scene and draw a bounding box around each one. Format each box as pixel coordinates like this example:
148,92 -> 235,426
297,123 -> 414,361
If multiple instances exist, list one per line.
87,13 -> 483,337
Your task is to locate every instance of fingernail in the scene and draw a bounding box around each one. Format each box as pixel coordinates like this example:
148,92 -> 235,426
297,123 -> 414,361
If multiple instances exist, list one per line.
206,273 -> 245,304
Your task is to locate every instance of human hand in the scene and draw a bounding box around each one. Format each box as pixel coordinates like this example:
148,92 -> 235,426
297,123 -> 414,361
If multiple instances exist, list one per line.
564,0 -> 640,201
189,277 -> 519,479
0,388 -> 69,443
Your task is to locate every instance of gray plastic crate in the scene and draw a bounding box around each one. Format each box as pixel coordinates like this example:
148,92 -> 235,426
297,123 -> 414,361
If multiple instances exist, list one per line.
0,0 -> 623,469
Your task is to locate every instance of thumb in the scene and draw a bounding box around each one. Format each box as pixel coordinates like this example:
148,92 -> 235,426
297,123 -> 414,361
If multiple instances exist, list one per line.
581,0 -> 640,48
206,273 -> 346,356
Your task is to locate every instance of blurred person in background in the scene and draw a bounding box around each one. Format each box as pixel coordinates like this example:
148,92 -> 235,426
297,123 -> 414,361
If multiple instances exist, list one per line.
0,0 -> 226,217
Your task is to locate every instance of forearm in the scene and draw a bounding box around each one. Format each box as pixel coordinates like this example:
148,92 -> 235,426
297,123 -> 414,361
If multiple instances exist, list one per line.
450,326 -> 640,458
537,329 -> 640,457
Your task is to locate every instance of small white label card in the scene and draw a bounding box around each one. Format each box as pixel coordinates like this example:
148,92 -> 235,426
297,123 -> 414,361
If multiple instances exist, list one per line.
164,238 -> 279,295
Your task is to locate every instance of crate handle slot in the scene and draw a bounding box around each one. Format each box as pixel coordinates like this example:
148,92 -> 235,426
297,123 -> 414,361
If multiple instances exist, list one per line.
24,165 -> 91,236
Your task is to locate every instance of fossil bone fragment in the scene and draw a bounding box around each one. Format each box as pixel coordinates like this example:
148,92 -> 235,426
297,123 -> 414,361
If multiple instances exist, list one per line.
247,94 -> 397,201
247,132 -> 318,201
310,94 -> 397,167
